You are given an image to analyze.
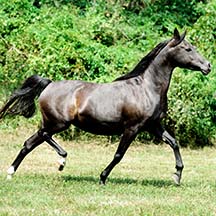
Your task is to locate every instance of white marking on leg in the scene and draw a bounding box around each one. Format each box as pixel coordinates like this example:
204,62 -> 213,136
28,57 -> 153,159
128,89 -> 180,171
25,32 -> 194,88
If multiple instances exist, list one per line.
58,157 -> 66,166
7,166 -> 15,180
58,157 -> 66,171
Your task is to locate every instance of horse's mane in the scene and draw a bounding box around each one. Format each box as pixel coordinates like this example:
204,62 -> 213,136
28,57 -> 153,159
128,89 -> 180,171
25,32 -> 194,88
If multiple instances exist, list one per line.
114,39 -> 170,81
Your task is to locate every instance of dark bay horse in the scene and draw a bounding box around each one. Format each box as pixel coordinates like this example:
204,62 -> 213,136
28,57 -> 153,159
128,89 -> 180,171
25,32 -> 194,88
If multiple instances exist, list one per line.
0,29 -> 211,184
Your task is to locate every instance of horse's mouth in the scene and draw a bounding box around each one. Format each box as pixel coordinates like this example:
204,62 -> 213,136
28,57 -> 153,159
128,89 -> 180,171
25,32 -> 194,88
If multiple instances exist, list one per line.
201,68 -> 211,75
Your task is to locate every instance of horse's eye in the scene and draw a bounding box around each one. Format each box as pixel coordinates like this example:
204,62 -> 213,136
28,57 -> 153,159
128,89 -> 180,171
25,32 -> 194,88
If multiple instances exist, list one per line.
186,47 -> 192,52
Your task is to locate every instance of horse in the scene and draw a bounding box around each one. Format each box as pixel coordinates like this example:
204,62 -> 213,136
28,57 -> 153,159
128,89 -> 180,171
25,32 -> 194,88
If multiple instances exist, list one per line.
0,29 -> 211,185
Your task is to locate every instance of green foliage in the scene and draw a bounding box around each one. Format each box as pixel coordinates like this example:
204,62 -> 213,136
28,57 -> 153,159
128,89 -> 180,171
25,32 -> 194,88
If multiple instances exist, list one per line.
167,72 -> 216,147
0,0 -> 215,147
141,0 -> 208,32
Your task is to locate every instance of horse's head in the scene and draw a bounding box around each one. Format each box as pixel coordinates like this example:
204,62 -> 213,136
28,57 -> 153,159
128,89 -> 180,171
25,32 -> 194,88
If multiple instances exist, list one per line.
167,28 -> 211,75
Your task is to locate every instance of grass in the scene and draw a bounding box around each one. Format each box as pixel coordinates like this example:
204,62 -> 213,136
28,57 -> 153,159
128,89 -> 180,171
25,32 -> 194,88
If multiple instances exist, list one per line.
0,125 -> 216,215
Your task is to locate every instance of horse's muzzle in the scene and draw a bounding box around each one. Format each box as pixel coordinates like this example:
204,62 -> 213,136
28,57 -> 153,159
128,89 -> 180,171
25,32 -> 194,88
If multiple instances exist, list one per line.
201,62 -> 211,75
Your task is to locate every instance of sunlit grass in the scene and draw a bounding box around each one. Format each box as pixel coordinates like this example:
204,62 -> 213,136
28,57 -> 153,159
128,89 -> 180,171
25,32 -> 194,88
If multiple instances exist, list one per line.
0,126 -> 216,215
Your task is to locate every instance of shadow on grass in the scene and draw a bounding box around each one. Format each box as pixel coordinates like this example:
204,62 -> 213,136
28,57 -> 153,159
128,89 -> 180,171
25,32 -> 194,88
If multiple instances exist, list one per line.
61,175 -> 174,187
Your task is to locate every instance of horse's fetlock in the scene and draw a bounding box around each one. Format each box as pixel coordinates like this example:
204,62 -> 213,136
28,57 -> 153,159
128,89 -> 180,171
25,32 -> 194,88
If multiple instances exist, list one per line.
172,142 -> 179,150
114,153 -> 122,162
100,171 -> 106,178
61,151 -> 67,158
176,165 -> 184,171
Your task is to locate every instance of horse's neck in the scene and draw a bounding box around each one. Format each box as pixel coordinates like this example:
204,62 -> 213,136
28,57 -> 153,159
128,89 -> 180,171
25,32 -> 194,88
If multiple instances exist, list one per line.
143,54 -> 175,94
138,55 -> 174,115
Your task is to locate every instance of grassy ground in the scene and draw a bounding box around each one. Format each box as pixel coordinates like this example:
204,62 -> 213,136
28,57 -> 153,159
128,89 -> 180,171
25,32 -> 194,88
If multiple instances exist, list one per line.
0,126 -> 216,216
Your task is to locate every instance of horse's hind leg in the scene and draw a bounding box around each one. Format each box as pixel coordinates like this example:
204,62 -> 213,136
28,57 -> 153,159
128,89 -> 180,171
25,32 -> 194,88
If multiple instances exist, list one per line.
39,130 -> 67,171
7,131 -> 44,179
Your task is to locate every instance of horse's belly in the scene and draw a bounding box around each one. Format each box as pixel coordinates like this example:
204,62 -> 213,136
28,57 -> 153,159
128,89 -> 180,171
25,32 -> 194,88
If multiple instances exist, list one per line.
72,118 -> 123,135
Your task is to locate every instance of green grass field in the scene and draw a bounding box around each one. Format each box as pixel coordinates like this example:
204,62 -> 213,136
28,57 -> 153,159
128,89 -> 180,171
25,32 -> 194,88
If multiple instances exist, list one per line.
0,126 -> 216,216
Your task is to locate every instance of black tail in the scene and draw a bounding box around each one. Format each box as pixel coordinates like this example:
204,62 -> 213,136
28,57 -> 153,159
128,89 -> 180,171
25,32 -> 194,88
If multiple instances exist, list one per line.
0,75 -> 52,119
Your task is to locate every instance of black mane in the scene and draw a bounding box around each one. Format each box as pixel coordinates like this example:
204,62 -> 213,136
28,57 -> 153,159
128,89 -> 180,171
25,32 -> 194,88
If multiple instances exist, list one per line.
114,39 -> 170,81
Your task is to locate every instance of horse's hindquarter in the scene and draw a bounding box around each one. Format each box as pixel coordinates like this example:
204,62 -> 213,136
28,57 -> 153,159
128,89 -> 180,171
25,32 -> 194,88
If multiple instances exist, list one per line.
39,80 -> 86,122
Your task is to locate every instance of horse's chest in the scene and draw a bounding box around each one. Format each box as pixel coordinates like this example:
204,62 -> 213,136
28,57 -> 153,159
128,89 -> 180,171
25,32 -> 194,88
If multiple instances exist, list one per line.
151,96 -> 167,120
121,97 -> 158,122
138,93 -> 166,121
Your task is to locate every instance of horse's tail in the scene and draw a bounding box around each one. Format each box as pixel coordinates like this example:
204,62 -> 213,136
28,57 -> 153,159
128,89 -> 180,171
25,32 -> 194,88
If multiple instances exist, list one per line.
0,75 -> 52,119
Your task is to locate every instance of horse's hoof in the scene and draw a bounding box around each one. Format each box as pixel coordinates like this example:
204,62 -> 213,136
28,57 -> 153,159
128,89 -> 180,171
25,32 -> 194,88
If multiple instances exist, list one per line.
172,173 -> 181,186
99,174 -> 107,185
58,165 -> 64,171
99,179 -> 106,186
58,158 -> 66,171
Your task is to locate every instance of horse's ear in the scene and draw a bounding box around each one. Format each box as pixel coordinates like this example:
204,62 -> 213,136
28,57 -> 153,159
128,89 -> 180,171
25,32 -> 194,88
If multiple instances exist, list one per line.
174,28 -> 180,40
170,28 -> 187,47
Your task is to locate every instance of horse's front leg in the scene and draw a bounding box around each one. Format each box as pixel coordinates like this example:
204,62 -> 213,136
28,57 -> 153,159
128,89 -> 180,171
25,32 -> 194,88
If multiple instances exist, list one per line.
100,127 -> 139,185
162,130 -> 184,185
150,123 -> 184,185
